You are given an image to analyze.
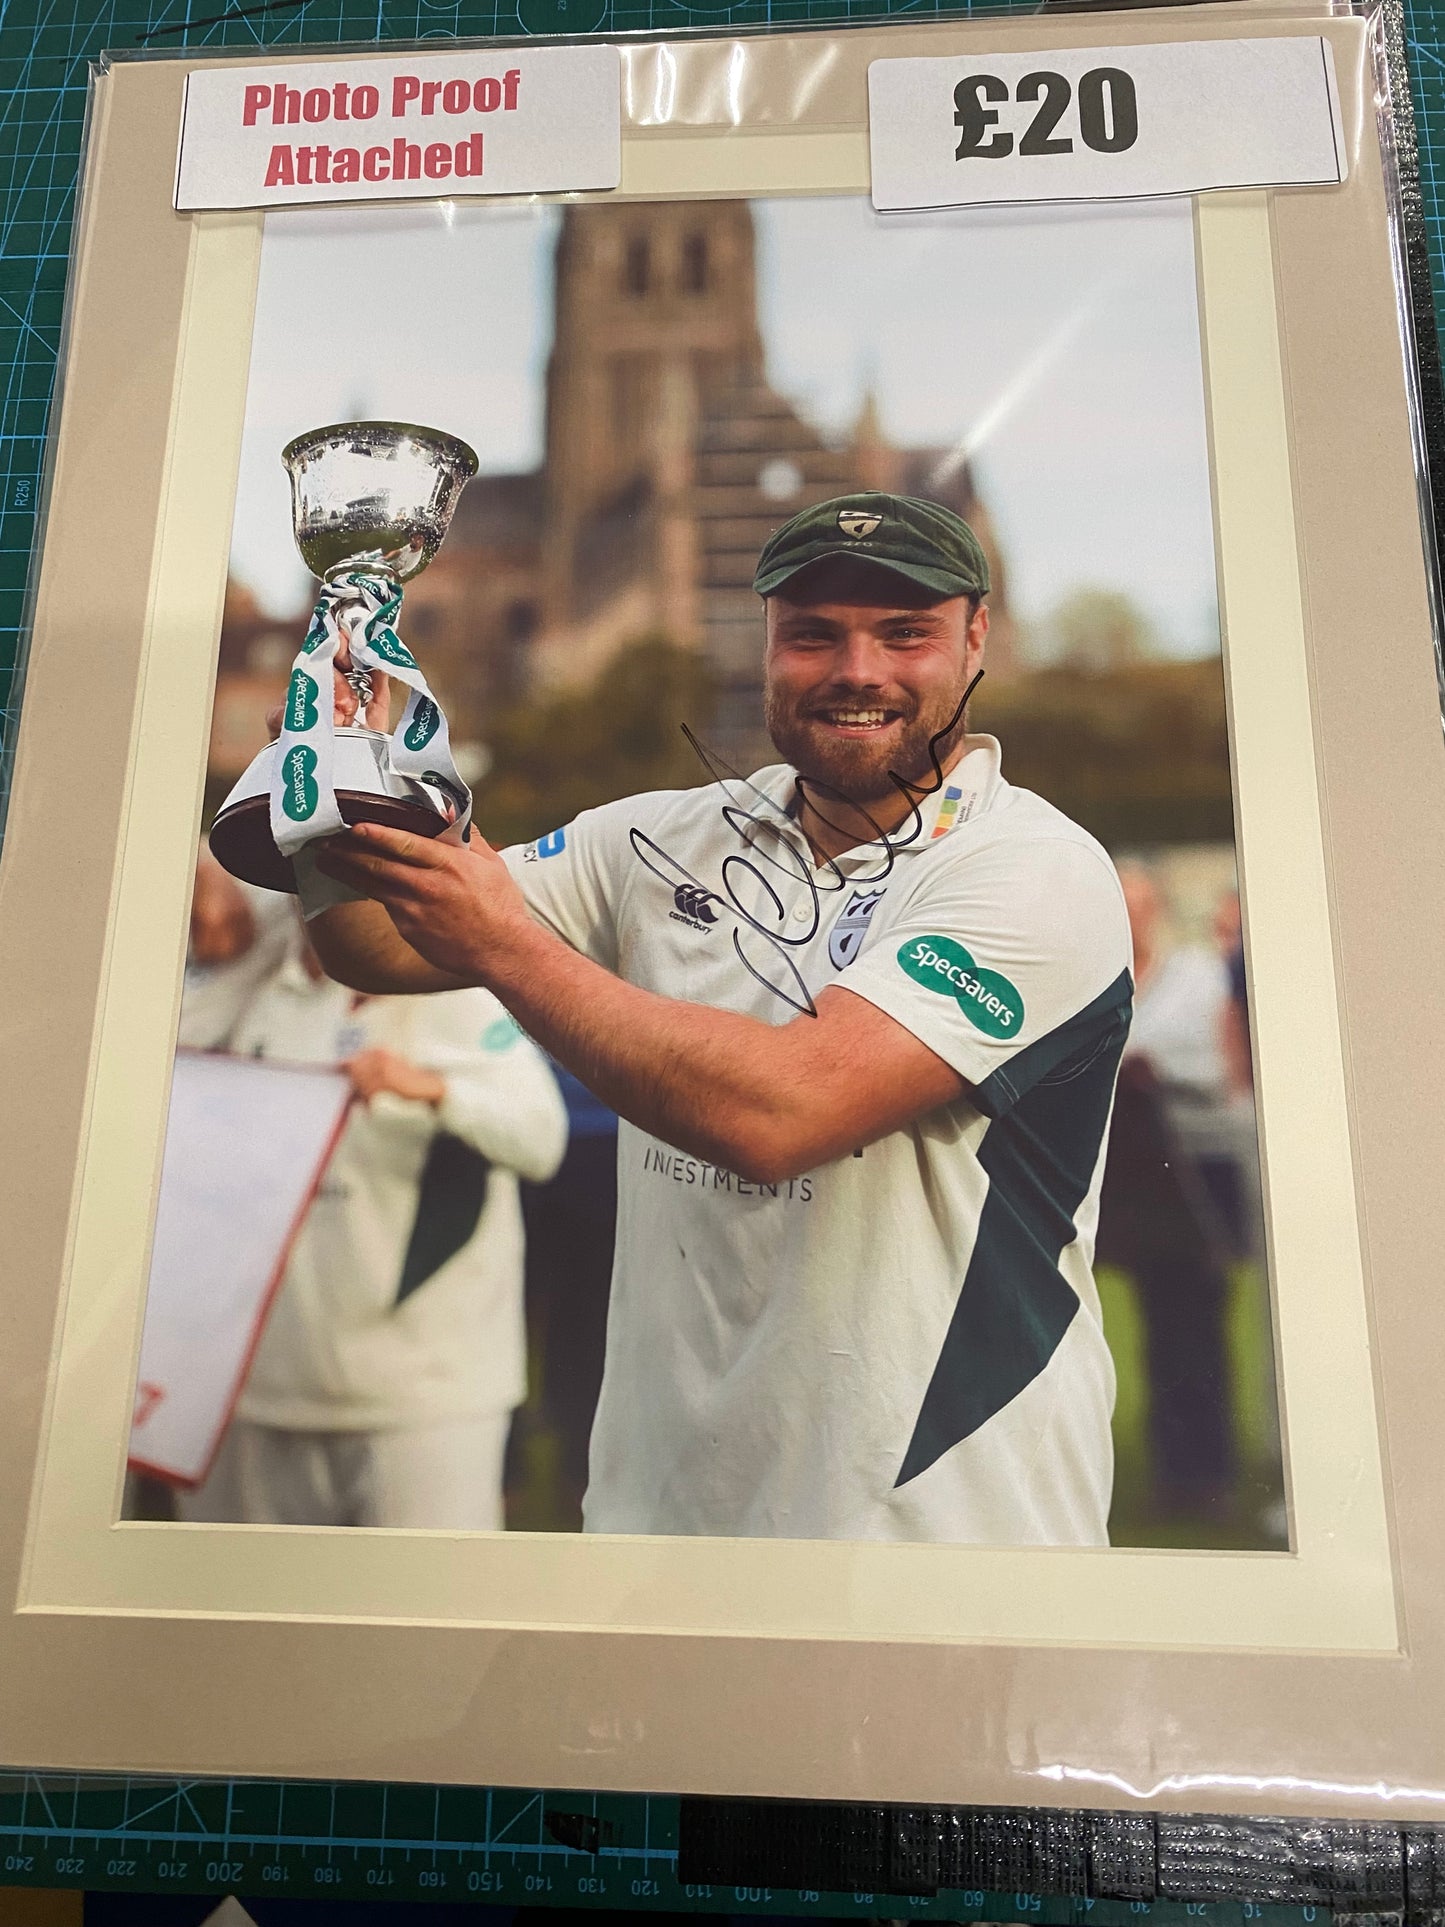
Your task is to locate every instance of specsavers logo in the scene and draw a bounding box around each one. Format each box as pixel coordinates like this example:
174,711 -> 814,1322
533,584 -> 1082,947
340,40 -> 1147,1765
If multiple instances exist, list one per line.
482,1016 -> 521,1052
898,935 -> 1024,1039
281,744 -> 319,822
285,668 -> 319,733
404,698 -> 440,751
366,628 -> 417,670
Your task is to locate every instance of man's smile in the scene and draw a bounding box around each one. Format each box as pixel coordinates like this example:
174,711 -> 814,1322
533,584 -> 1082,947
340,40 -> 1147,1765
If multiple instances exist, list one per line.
804,703 -> 907,736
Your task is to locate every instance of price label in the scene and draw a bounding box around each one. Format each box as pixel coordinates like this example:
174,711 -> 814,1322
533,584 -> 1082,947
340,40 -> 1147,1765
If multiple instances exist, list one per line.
868,37 -> 1345,211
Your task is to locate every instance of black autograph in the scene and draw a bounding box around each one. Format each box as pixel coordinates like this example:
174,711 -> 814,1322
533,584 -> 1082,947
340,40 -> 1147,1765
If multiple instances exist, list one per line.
627,669 -> 984,1017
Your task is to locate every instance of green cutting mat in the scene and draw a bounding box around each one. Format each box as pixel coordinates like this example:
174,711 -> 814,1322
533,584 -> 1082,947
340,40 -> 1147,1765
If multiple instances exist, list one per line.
0,0 -> 1440,1914
0,1772 -> 1357,1917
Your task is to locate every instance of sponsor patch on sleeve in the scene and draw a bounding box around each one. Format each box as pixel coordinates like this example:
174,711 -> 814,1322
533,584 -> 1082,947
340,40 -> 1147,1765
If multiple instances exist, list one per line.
897,935 -> 1024,1039
482,1016 -> 523,1052
521,824 -> 568,863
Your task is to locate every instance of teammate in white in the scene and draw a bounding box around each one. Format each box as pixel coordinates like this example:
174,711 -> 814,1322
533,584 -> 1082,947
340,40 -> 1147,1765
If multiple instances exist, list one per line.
307,492 -> 1134,1545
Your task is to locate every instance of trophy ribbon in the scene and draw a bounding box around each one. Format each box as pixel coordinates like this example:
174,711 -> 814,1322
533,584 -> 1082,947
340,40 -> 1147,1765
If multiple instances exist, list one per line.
269,562 -> 472,851
269,568 -> 472,907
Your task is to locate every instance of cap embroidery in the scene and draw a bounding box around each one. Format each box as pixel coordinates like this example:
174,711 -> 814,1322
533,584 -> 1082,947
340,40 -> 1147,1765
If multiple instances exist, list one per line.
837,509 -> 882,540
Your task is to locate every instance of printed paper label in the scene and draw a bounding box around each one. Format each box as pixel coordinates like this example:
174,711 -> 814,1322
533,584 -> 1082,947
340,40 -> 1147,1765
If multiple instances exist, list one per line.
868,37 -> 1344,211
175,45 -> 621,210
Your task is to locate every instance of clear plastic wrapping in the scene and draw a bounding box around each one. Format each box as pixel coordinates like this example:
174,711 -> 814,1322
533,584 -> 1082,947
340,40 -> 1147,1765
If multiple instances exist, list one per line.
0,0 -> 1441,1821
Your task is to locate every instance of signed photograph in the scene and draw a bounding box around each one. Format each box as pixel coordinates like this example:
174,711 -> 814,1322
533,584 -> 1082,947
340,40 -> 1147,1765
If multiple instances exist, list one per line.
8,8 -> 1442,1798
126,189 -> 1282,1556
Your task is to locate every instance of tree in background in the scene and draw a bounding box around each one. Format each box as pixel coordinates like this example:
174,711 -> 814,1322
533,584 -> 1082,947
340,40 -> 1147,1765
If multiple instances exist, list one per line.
1044,585 -> 1163,672
973,655 -> 1232,849
470,615 -> 1233,856
473,636 -> 717,850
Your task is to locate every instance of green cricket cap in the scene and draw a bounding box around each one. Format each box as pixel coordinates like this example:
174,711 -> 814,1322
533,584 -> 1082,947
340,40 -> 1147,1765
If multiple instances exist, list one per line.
753,492 -> 991,601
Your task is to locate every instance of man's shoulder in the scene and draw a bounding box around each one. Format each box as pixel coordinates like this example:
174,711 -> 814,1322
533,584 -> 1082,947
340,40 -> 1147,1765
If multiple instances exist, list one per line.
899,783 -> 1130,970
933,780 -> 1120,886
505,787 -> 705,865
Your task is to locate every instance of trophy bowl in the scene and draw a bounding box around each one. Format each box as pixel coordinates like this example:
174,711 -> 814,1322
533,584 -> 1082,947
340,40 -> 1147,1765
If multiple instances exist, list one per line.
281,420 -> 478,581
208,420 -> 478,895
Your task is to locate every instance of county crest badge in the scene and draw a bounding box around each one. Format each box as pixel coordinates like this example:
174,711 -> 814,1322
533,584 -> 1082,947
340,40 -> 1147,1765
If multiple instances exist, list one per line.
829,888 -> 887,969
837,508 -> 883,540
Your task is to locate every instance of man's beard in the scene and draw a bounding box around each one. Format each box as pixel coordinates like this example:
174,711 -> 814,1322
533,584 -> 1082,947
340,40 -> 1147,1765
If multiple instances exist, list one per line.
763,681 -> 971,809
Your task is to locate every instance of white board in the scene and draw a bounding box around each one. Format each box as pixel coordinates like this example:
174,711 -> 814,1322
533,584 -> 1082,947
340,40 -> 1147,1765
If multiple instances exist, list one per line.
129,1050 -> 352,1487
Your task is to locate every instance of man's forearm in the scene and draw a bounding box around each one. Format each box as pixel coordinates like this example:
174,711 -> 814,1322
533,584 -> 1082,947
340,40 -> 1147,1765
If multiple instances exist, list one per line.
310,898 -> 471,994
485,920 -> 808,1182
314,882 -> 827,1178
306,822 -> 967,1174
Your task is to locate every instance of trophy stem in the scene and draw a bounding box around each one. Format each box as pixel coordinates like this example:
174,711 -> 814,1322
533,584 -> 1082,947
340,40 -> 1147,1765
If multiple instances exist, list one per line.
325,564 -> 397,717
323,561 -> 402,585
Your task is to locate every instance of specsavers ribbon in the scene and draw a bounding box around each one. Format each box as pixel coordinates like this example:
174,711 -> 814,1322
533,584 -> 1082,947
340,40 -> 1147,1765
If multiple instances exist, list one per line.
269,569 -> 472,914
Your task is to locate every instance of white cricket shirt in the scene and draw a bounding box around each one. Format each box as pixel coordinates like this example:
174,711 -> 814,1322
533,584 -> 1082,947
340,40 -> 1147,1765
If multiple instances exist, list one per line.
222,951 -> 567,1433
503,737 -> 1132,1545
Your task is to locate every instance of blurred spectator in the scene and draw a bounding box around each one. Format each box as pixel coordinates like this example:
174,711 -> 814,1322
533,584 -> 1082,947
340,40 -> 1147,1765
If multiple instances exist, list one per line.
179,843 -> 293,1050
1122,867 -> 1249,1250
1210,893 -> 1267,1275
1223,934 -> 1253,1095
178,867 -> 567,1531
125,847 -> 298,1523
1095,860 -> 1237,1519
1218,901 -> 1278,1533
510,1069 -> 619,1530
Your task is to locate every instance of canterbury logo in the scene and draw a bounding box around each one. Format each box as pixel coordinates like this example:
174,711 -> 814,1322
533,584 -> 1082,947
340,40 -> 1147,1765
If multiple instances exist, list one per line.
673,885 -> 718,923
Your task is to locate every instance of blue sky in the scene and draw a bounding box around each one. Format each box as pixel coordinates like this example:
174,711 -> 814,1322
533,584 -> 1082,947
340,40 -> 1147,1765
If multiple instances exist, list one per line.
231,193 -> 1218,659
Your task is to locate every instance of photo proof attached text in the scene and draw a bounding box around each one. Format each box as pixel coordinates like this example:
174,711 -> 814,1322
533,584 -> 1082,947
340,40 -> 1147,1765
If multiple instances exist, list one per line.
175,46 -> 620,210
244,69 -> 522,188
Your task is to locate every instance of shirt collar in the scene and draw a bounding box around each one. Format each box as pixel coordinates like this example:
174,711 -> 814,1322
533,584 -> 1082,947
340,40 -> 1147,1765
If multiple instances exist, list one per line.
737,735 -> 1006,868
896,735 -> 1004,850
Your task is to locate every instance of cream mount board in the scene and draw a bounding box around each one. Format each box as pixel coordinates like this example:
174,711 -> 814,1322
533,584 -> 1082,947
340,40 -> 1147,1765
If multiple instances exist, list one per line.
0,7 -> 1442,1814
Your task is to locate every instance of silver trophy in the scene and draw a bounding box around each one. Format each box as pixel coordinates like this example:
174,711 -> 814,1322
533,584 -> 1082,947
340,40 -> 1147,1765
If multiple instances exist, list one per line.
210,420 -> 478,894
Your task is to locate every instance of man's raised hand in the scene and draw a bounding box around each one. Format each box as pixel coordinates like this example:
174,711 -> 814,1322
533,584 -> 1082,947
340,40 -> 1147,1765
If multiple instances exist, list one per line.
264,659 -> 392,736
314,823 -> 532,986
344,1046 -> 446,1108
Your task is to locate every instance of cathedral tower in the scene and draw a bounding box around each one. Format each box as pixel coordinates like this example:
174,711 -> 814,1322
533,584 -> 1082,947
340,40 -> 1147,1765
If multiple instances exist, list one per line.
538,201 -> 764,656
